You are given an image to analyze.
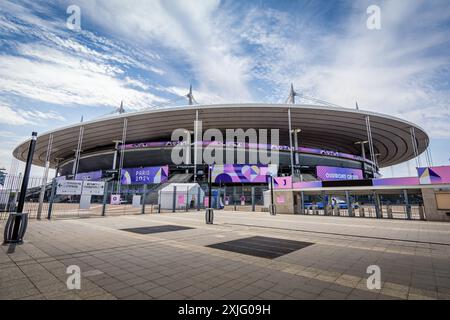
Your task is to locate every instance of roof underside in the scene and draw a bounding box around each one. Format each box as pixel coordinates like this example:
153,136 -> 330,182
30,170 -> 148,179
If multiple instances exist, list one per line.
13,104 -> 429,168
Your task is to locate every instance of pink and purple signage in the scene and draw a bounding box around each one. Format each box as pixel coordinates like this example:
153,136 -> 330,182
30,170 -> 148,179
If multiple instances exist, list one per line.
316,166 -> 363,181
373,177 -> 419,186
274,176 -> 292,189
292,181 -> 323,189
276,195 -> 285,204
417,166 -> 450,185
212,164 -> 277,184
75,170 -> 102,181
123,140 -> 376,166
121,166 -> 169,185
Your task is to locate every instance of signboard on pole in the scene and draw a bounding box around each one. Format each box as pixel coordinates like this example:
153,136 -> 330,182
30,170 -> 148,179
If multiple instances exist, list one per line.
121,166 -> 169,185
110,194 -> 121,205
79,195 -> 91,209
56,180 -> 83,195
132,195 -> 141,208
82,181 -> 105,195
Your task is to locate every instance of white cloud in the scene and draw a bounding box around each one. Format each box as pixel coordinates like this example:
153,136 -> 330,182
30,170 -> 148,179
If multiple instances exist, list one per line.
0,104 -> 32,125
232,1 -> 450,138
0,103 -> 65,125
0,1 -> 170,111
73,0 -> 253,101
0,51 -> 166,109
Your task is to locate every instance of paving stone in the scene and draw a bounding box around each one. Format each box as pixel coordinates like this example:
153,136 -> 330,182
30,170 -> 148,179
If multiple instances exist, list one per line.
1,211 -> 449,300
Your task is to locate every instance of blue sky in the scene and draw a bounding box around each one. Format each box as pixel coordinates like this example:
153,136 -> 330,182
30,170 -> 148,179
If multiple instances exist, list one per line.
0,0 -> 449,177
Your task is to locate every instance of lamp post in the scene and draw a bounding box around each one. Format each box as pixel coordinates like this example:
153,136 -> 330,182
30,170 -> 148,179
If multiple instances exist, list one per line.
4,132 -> 37,244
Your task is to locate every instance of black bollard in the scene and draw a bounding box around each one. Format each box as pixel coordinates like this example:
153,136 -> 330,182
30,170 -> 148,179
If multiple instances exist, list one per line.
4,132 -> 37,244
205,165 -> 214,224
269,175 -> 276,216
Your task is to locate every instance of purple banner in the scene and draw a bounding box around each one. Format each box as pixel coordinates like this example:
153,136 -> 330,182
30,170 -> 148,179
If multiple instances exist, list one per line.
121,166 -> 169,185
292,181 -> 323,189
212,164 -> 277,183
274,176 -> 292,189
316,166 -> 363,181
123,140 -> 375,165
74,170 -> 102,181
373,177 -> 419,186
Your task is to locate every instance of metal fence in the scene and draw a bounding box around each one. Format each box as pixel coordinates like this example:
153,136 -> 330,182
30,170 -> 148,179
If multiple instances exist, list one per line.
0,174 -> 52,220
1,175 -> 272,220
297,190 -> 426,220
1,173 -> 426,221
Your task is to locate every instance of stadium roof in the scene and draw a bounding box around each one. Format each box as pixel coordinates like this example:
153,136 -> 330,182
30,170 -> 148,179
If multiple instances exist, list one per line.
13,103 -> 429,168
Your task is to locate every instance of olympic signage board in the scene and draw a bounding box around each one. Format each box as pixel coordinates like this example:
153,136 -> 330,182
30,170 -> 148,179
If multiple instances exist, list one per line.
212,164 -> 278,184
274,176 -> 292,189
121,166 -> 169,185
110,194 -> 121,205
56,180 -> 83,195
75,170 -> 102,181
316,166 -> 363,181
81,181 -> 105,195
417,166 -> 450,185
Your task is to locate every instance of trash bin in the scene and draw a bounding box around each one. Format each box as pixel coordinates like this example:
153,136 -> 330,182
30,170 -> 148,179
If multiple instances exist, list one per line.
3,213 -> 29,244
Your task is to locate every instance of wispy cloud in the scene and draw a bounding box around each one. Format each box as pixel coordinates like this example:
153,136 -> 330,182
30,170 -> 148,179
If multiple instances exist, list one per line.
0,0 -> 170,110
73,0 -> 253,101
0,103 -> 65,125
229,0 -> 450,137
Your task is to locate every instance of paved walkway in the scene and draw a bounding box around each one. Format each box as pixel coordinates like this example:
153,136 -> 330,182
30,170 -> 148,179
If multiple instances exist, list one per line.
1,212 -> 450,300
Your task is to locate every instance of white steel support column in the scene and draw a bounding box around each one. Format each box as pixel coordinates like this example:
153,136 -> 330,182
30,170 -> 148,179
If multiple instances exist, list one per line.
37,133 -> 53,219
292,128 -> 302,181
194,110 -> 202,182
426,144 -> 433,167
72,125 -> 84,178
410,127 -> 422,168
365,116 -> 376,175
184,130 -> 192,174
112,140 -> 121,170
117,118 -> 128,194
288,108 -> 294,177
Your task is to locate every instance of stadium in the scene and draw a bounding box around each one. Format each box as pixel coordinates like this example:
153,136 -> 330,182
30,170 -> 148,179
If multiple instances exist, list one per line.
10,102 -> 450,222
12,103 -> 429,185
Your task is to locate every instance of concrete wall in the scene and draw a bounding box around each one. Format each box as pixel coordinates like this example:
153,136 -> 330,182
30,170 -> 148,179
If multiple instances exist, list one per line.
422,188 -> 450,222
272,190 -> 295,214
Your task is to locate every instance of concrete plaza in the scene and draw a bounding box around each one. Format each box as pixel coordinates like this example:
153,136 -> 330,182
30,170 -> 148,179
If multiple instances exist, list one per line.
1,211 -> 450,300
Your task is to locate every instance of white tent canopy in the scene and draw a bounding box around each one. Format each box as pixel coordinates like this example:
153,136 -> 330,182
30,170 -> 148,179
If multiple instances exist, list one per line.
159,183 -> 205,210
